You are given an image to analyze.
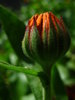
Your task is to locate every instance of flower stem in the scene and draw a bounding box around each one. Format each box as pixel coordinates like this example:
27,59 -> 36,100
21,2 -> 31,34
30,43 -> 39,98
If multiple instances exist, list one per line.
0,61 -> 40,76
43,67 -> 52,100
45,80 -> 51,100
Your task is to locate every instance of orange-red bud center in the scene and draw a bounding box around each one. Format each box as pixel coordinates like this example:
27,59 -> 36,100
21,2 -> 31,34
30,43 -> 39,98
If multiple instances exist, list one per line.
27,12 -> 66,38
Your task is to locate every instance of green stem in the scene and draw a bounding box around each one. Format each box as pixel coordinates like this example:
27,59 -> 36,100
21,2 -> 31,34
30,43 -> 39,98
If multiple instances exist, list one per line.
0,61 -> 40,76
45,82 -> 51,100
43,67 -> 52,100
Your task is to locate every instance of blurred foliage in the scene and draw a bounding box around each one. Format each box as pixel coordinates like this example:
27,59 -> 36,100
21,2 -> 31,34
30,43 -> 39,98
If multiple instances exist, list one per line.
0,0 -> 75,100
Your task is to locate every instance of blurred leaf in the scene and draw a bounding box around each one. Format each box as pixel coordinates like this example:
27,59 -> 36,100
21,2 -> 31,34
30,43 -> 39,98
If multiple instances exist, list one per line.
27,75 -> 44,100
0,60 -> 41,76
0,5 -> 31,62
21,94 -> 35,100
57,64 -> 75,86
52,66 -> 68,100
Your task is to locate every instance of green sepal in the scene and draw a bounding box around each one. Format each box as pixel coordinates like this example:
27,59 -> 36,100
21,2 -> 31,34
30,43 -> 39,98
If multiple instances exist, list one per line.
30,25 -> 43,65
22,27 -> 33,61
50,16 -> 58,60
42,25 -> 48,62
55,21 -> 71,58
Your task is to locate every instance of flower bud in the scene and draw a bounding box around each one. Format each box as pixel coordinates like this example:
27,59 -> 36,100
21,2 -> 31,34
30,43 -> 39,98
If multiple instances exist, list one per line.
22,12 -> 70,67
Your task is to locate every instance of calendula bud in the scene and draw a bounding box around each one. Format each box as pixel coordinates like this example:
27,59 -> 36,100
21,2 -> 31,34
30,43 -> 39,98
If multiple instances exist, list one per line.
22,12 -> 70,67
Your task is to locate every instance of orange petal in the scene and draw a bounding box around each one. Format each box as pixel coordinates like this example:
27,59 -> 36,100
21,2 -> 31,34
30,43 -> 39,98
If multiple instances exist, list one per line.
36,14 -> 43,36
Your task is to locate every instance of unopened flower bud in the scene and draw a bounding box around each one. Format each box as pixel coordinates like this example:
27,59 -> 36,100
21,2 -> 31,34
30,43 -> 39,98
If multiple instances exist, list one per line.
22,12 -> 70,67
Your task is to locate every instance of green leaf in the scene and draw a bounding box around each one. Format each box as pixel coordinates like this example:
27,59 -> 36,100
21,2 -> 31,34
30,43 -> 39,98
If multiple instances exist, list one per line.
52,66 -> 68,100
0,5 -> 31,62
27,75 -> 44,100
0,60 -> 40,76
